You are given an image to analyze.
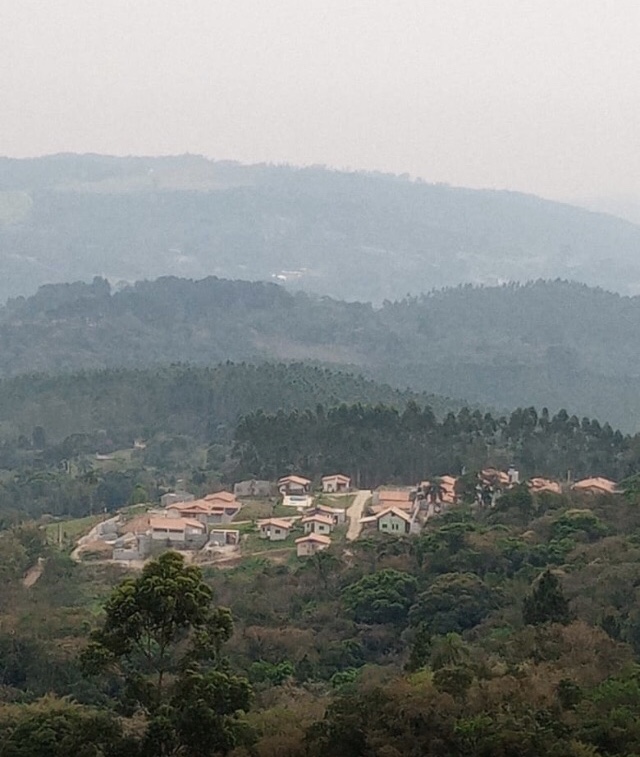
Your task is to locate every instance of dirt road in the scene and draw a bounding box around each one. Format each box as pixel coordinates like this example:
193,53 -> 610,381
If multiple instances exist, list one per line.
71,515 -> 119,562
346,489 -> 371,541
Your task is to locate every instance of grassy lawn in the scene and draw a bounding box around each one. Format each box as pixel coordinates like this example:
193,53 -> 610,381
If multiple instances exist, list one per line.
273,502 -> 303,517
89,448 -> 136,473
234,521 -> 258,535
241,531 -> 300,555
320,493 -> 356,509
45,514 -> 107,548
236,499 -> 277,521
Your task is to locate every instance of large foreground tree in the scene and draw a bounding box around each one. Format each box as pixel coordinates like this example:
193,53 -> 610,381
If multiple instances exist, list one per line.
82,551 -> 252,756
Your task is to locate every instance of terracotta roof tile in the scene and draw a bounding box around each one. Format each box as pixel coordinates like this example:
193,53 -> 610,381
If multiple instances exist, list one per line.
295,533 -> 332,545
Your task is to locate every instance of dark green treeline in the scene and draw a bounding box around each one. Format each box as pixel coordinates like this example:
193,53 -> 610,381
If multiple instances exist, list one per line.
232,403 -> 637,486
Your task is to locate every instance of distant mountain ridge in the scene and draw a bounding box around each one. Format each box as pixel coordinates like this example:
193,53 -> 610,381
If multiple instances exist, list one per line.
3,275 -> 640,431
2,153 -> 640,303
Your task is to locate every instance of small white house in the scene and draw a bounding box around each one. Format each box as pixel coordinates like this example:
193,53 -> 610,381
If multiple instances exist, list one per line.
278,475 -> 311,495
258,518 -> 293,541
321,474 -> 351,493
295,533 -> 331,557
301,514 -> 334,535
307,504 -> 346,525
360,507 -> 412,535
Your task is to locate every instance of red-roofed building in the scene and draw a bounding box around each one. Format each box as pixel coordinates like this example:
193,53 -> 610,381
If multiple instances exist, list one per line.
278,475 -> 312,495
321,474 -> 351,493
301,513 -> 334,535
372,488 -> 414,510
258,518 -> 294,541
572,477 -> 618,495
149,517 -> 206,543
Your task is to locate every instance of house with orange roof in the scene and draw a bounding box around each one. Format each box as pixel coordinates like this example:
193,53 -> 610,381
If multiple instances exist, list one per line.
360,507 -> 412,535
166,498 -> 242,525
166,501 -> 213,522
301,513 -> 334,536
372,488 -> 414,511
481,468 -> 510,487
305,503 -> 347,525
529,477 -> 563,495
571,477 -> 618,495
204,491 -> 237,504
149,517 -> 206,544
419,476 -> 457,505
321,474 -> 351,493
278,475 -> 312,495
258,518 -> 294,541
295,533 -> 332,557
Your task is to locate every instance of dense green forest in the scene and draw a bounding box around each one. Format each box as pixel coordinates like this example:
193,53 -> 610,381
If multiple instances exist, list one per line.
232,403 -> 636,486
2,153 -> 640,303
5,478 -> 640,753
0,363 -> 455,525
0,362 -> 447,445
3,276 -> 640,429
1,383 -> 639,526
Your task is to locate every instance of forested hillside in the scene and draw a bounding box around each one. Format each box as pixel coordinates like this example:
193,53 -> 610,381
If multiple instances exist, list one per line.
2,153 -> 640,303
6,479 -> 640,754
3,276 -> 640,430
232,404 -> 636,485
0,362 -> 448,445
0,364 -> 452,524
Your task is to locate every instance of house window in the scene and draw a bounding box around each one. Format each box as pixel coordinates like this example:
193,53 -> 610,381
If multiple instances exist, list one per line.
274,529 -> 281,535
381,522 -> 388,529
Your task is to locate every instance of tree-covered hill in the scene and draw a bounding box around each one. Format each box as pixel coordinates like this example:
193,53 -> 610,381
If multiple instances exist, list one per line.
232,403 -> 637,485
0,362 -> 453,446
3,275 -> 640,430
8,465 -> 640,754
2,153 -> 640,303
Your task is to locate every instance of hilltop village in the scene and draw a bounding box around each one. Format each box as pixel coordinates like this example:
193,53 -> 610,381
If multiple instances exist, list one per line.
71,469 -> 621,567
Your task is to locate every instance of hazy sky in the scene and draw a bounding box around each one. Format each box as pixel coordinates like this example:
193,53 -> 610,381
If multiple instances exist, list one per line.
1,0 -> 639,201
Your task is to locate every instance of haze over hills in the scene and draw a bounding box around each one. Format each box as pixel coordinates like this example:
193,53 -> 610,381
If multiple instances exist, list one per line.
2,275 -> 640,431
2,154 -> 640,303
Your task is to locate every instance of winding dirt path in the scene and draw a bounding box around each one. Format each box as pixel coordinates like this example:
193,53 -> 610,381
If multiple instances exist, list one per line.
346,490 -> 371,541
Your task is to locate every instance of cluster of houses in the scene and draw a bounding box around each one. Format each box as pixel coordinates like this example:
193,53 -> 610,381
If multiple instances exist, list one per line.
110,473 -> 354,562
105,468 -> 621,563
357,470 -> 621,538
112,490 -> 244,561
275,473 -> 352,495
268,474 -> 351,556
